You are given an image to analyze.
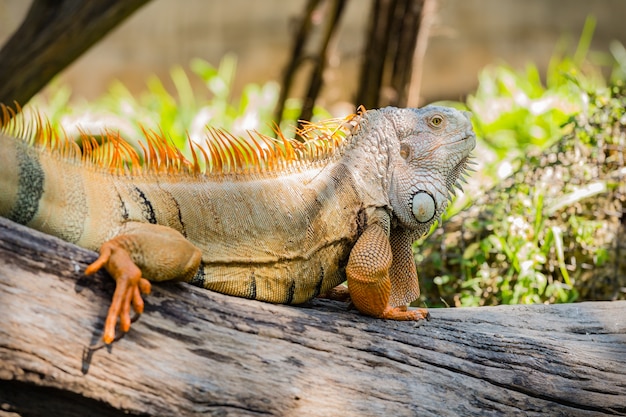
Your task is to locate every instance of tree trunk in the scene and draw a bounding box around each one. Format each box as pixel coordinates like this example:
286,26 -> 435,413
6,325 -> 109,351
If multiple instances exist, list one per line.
0,216 -> 625,417
0,0 -> 151,111
273,0 -> 322,130
274,0 -> 347,132
355,0 -> 428,109
296,0 -> 347,131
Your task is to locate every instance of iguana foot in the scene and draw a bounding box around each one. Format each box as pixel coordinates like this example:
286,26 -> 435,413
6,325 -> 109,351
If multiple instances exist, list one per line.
85,240 -> 151,344
318,284 -> 351,301
346,222 -> 430,322
85,222 -> 202,344
381,305 -> 430,321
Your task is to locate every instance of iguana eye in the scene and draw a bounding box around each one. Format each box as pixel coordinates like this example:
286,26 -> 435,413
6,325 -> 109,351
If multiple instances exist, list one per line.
429,115 -> 443,127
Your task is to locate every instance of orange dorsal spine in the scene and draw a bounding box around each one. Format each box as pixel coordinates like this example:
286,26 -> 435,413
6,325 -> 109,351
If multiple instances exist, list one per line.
0,104 -> 363,178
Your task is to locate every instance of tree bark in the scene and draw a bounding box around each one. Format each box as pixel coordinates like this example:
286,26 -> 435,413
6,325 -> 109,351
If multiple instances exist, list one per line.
0,216 -> 625,417
0,0 -> 151,111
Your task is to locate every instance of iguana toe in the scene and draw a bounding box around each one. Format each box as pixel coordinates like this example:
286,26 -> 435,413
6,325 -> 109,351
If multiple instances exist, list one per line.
86,240 -> 151,344
380,306 -> 430,321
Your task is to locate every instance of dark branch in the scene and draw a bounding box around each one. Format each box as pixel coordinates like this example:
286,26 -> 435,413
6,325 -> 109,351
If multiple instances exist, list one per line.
0,0 -> 151,111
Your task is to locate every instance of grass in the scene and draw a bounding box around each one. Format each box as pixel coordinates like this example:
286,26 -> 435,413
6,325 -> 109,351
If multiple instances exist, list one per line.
417,17 -> 626,307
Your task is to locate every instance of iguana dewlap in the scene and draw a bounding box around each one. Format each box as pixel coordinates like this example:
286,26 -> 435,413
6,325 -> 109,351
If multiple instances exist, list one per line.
0,105 -> 476,343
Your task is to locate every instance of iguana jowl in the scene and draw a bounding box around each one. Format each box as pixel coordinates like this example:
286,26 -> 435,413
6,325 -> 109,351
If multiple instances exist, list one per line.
0,105 -> 476,343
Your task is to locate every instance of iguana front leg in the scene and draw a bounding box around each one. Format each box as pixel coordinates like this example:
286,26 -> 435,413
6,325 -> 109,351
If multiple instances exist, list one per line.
85,222 -> 202,343
388,227 -> 423,308
346,222 -> 429,321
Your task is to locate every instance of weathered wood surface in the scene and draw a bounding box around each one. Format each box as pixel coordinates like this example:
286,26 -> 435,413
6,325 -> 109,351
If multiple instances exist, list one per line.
1,216 -> 625,417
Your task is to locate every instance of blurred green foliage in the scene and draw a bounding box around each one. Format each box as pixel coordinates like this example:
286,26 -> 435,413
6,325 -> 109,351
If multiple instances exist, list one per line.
417,17 -> 626,308
429,82 -> 626,308
469,18 -> 604,159
32,53 -> 332,155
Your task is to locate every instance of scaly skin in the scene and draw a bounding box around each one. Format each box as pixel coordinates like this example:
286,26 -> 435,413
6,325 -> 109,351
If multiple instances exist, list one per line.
0,106 -> 475,343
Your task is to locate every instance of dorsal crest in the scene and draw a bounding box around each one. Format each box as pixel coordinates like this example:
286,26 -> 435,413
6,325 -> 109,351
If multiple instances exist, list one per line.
0,104 -> 363,177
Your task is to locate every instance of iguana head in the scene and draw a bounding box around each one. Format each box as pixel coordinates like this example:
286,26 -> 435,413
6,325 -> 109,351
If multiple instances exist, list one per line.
384,106 -> 476,234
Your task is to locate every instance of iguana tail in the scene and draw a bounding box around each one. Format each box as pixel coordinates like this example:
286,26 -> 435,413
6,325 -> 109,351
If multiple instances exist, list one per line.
0,125 -> 97,246
0,105 -> 119,247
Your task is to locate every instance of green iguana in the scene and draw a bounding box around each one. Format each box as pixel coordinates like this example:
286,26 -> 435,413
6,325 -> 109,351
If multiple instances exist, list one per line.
0,104 -> 475,343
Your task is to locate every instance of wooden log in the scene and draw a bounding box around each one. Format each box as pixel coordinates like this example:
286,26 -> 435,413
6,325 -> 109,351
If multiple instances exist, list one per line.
0,216 -> 625,417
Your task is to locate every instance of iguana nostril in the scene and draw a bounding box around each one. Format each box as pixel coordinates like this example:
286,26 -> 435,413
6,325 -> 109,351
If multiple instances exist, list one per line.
411,191 -> 435,223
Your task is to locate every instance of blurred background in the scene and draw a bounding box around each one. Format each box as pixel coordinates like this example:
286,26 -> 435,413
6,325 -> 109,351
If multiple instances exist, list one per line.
1,0 -> 624,108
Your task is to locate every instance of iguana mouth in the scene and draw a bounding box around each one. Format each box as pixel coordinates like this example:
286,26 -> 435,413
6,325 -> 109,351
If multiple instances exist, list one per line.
447,131 -> 476,146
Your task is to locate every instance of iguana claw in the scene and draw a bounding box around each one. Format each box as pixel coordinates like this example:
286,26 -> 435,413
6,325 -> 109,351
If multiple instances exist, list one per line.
381,306 -> 430,321
85,241 -> 151,344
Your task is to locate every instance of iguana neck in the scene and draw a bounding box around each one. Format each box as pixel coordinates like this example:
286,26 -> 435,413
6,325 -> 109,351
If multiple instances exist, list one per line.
339,109 -> 395,212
